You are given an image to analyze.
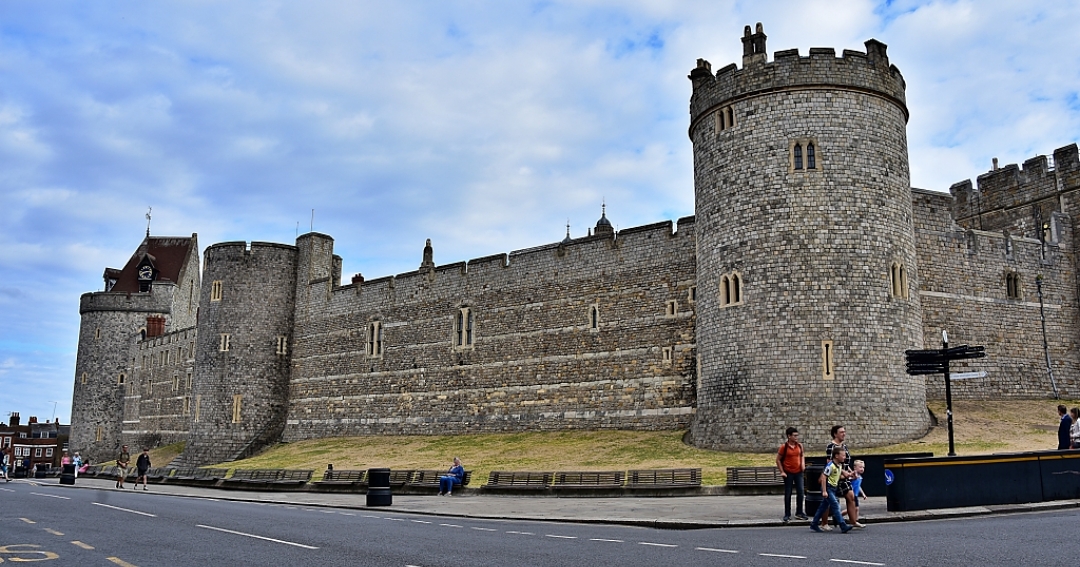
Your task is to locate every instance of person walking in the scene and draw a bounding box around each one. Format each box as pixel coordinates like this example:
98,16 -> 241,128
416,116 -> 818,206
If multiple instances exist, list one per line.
1070,408 -> 1080,449
776,427 -> 807,522
810,448 -> 853,534
1,450 -> 10,482
819,425 -> 852,530
135,448 -> 151,490
438,457 -> 465,496
72,452 -> 83,478
1058,404 -> 1073,450
115,445 -> 131,489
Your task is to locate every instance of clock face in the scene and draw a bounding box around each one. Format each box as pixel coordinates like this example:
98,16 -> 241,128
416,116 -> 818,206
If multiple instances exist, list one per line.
138,266 -> 153,280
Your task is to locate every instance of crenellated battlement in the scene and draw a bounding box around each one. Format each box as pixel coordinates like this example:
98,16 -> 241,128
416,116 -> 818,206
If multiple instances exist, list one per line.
79,287 -> 174,315
689,25 -> 906,129
950,144 -> 1080,231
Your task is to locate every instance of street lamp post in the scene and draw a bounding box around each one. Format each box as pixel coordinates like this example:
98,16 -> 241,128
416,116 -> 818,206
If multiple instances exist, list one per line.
1035,275 -> 1059,398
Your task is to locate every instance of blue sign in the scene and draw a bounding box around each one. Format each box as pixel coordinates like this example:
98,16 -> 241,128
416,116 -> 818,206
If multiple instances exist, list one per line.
884,469 -> 894,486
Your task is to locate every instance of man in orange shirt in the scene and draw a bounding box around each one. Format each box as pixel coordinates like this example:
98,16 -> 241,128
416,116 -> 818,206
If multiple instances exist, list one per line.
776,426 -> 807,522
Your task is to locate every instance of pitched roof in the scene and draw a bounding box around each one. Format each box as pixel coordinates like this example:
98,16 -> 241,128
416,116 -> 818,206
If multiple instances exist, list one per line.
106,235 -> 197,293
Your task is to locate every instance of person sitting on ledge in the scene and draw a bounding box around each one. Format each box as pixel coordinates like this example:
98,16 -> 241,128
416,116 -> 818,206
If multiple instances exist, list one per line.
438,457 -> 465,496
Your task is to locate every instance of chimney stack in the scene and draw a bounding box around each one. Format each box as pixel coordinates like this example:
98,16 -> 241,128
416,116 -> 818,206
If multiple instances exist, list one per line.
8,412 -> 19,427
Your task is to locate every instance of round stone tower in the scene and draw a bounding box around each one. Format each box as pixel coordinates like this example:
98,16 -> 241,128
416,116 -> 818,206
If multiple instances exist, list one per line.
177,241 -> 298,466
689,24 -> 930,451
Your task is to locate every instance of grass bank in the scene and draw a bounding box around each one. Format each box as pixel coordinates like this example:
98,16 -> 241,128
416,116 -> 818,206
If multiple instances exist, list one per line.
196,399 -> 1076,486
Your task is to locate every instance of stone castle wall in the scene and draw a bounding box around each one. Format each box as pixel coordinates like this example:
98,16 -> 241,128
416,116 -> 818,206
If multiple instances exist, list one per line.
282,219 -> 697,441
124,327 -> 196,451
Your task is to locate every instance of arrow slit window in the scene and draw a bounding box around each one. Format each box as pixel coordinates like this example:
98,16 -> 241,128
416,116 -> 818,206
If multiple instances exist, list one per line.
890,262 -> 909,299
1005,271 -> 1021,300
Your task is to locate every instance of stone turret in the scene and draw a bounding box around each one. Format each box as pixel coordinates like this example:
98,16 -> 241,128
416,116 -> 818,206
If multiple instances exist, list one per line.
689,26 -> 929,450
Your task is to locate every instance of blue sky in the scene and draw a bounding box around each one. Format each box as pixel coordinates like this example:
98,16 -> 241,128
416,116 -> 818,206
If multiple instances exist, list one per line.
1,1 -> 1078,423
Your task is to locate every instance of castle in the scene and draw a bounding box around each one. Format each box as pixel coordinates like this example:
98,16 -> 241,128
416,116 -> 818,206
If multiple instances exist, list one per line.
70,25 -> 1080,466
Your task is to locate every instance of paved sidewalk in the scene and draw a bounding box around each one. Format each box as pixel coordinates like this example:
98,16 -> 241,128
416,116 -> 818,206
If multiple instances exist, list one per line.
38,477 -> 1080,529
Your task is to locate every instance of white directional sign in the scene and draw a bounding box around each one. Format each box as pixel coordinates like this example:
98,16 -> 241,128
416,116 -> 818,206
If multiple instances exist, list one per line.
949,371 -> 987,381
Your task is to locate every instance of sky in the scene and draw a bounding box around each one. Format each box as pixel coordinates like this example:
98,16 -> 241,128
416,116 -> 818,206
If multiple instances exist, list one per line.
1,1 -> 1078,424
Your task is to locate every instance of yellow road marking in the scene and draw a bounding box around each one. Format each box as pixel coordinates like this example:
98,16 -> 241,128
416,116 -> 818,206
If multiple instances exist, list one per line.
107,558 -> 139,567
19,518 -> 35,524
44,529 -> 64,536
71,541 -> 95,550
0,544 -> 60,560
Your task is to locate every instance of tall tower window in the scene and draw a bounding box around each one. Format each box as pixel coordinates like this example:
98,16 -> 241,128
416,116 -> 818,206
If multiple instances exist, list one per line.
890,262 -> 909,299
666,300 -> 678,317
720,272 -> 743,307
117,373 -> 126,385
81,373 -> 87,385
210,280 -> 223,302
232,395 -> 242,423
589,304 -> 600,332
367,322 -> 383,357
790,138 -> 821,172
1005,271 -> 1022,300
454,308 -> 474,347
822,340 -> 835,380
276,336 -> 289,356
219,334 -> 231,352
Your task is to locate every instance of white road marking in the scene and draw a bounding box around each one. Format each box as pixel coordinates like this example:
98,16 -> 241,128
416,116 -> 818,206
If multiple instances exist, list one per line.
696,547 -> 739,553
471,527 -> 497,532
506,531 -> 534,535
339,512 -> 355,516
589,538 -> 623,543
107,557 -> 139,567
44,528 -> 65,536
830,560 -> 885,566
93,502 -> 157,517
410,520 -> 431,524
440,523 -> 463,528
639,542 -> 677,548
0,487 -> 15,492
546,535 -> 577,539
32,492 -> 71,500
20,517 -> 35,524
386,517 -> 405,522
196,524 -> 319,549
362,515 -> 380,518
72,541 -> 95,550
760,553 -> 807,559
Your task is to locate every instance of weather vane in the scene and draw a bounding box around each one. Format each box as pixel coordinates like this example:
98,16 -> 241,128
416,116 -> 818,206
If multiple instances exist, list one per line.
146,207 -> 152,237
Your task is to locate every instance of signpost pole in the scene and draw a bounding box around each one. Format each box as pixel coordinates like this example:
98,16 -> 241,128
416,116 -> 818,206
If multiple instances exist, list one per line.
942,330 -> 956,457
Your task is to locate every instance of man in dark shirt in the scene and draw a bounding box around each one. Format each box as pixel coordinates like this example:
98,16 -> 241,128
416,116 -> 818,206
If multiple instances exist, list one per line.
1058,405 -> 1072,450
135,448 -> 151,491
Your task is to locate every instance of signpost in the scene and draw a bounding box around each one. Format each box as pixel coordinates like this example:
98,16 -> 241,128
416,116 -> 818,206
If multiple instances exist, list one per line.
905,331 -> 986,457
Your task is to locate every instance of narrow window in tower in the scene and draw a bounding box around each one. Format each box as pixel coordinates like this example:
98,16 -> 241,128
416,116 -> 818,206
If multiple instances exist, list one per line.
899,265 -> 907,298
140,328 -> 147,341
662,347 -> 673,363
821,340 -> 835,380
688,286 -> 697,303
726,107 -> 735,128
454,308 -> 474,347
81,373 -> 87,385
186,373 -> 192,390
793,143 -> 803,170
589,304 -> 600,332
232,395 -> 242,423
666,300 -> 678,317
807,143 -> 816,169
219,334 -> 231,352
1006,272 -> 1021,300
117,373 -> 126,385
276,336 -> 289,356
183,396 -> 190,416
194,395 -> 201,422
367,322 -> 382,357
165,350 -> 171,366
721,275 -> 731,306
173,375 -> 179,392
731,273 -> 742,304
715,111 -> 724,132
210,280 -> 223,302
148,380 -> 153,397
95,328 -> 100,340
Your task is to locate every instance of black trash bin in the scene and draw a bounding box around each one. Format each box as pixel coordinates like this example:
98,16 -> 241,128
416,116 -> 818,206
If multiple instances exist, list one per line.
804,464 -> 824,516
366,468 -> 392,507
34,466 -> 48,479
60,464 -> 76,485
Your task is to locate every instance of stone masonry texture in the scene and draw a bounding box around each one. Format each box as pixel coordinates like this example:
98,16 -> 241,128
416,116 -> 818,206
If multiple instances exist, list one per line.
70,26 -> 1080,463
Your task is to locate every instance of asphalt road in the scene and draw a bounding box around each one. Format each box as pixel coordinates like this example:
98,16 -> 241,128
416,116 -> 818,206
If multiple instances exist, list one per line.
2,480 -> 1078,566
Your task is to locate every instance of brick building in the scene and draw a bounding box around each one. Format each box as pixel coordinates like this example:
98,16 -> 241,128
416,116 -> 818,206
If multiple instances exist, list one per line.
1,412 -> 69,474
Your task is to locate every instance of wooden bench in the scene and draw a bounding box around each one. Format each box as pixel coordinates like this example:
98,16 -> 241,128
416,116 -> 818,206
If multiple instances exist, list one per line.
224,468 -> 313,487
627,468 -> 702,489
408,470 -> 473,491
551,470 -> 625,489
168,467 -> 228,483
313,469 -> 368,487
484,471 -> 553,490
387,469 -> 414,487
726,466 -> 784,487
